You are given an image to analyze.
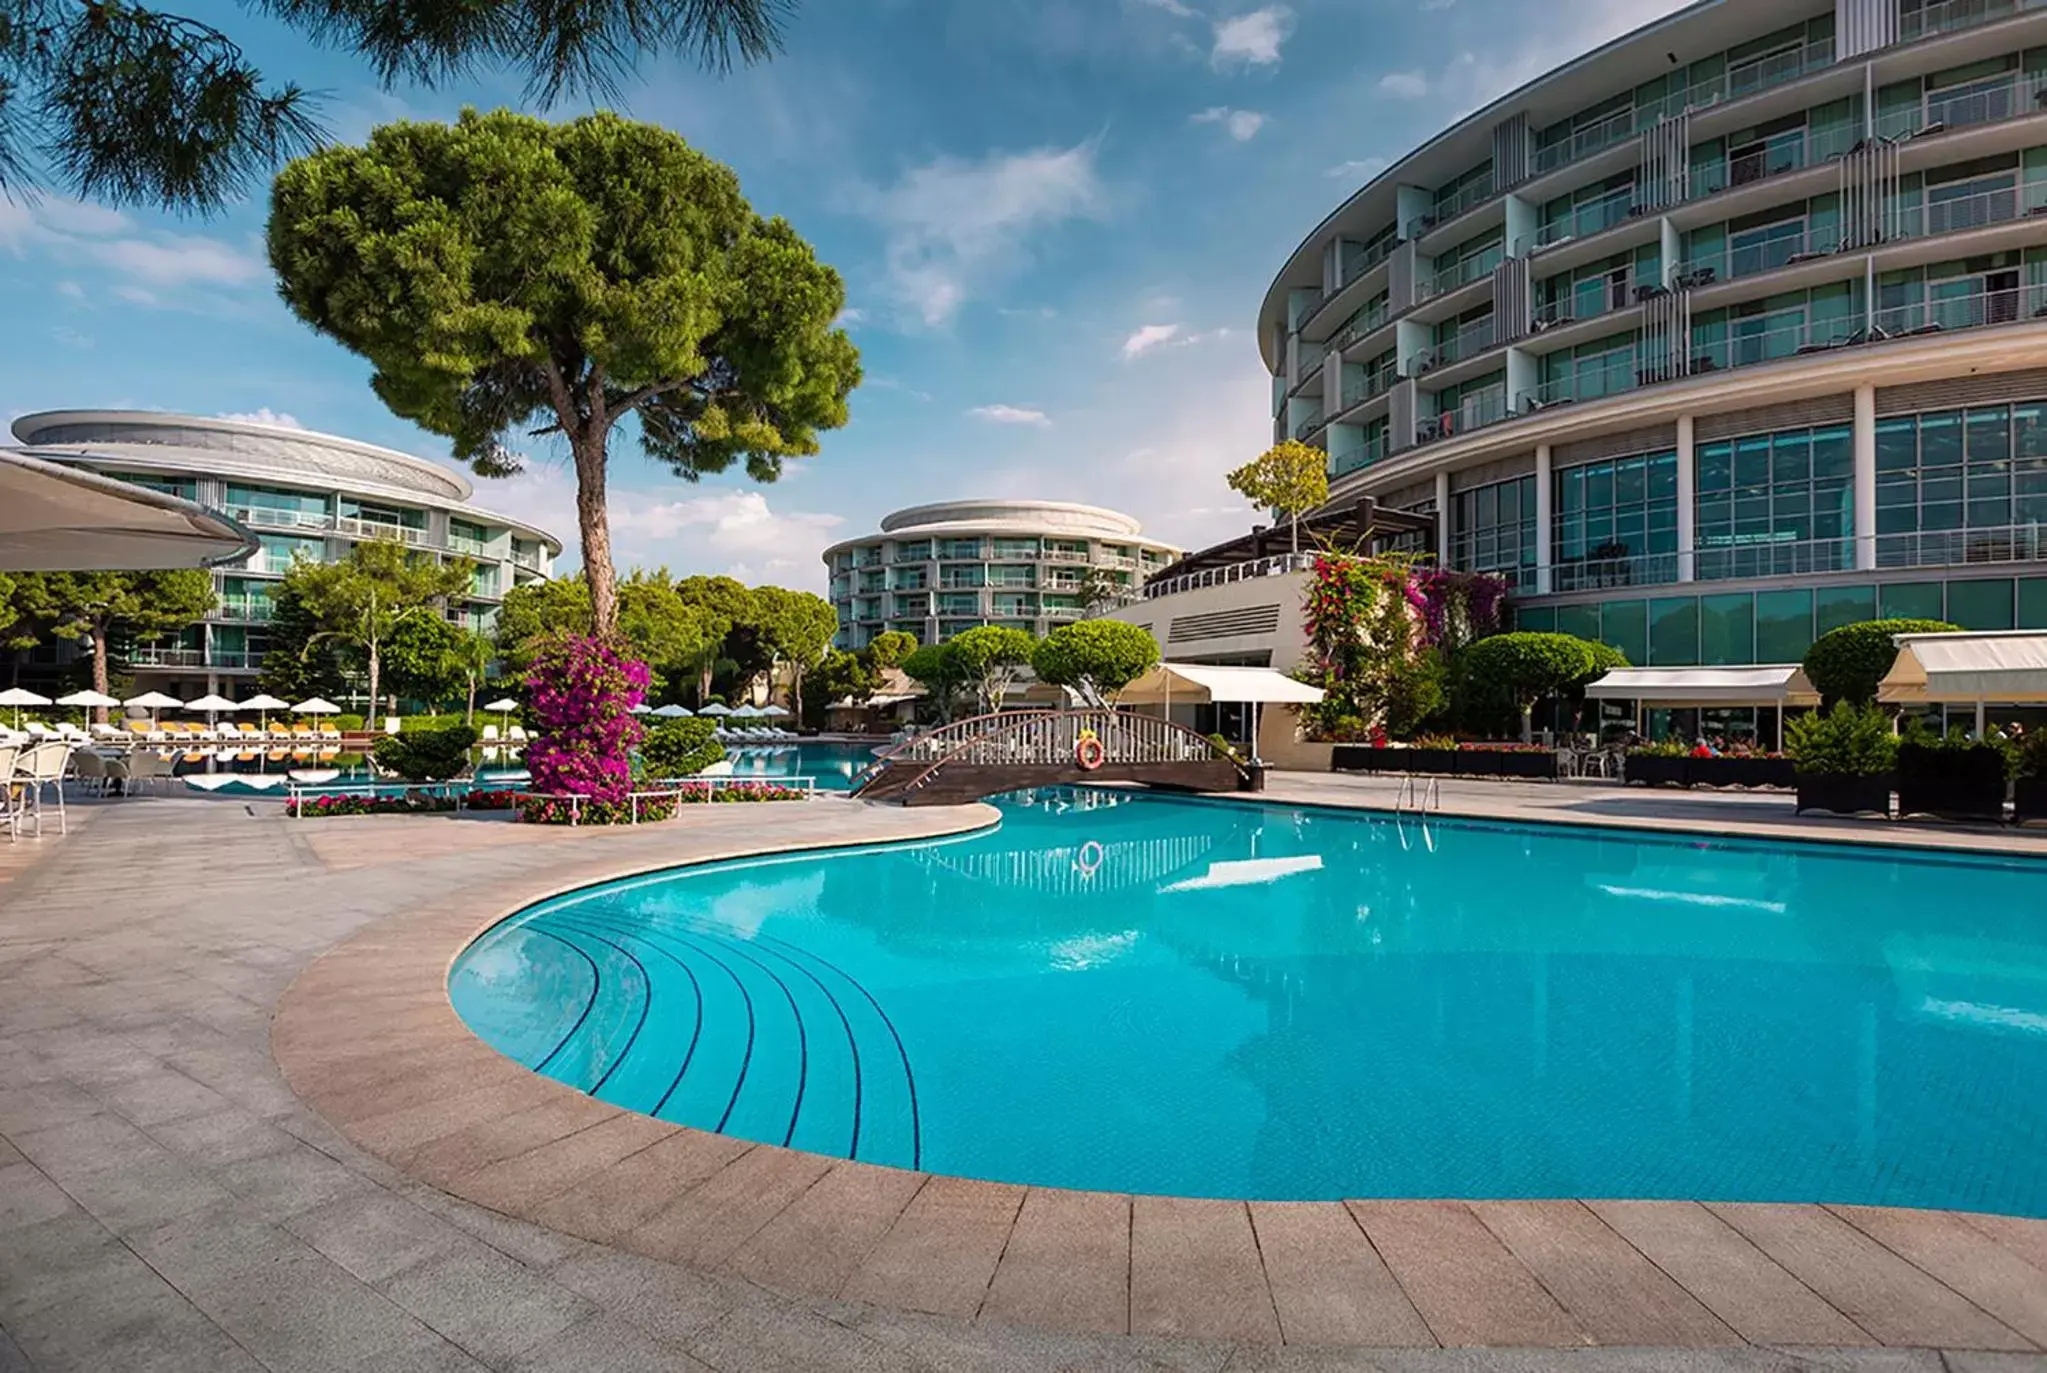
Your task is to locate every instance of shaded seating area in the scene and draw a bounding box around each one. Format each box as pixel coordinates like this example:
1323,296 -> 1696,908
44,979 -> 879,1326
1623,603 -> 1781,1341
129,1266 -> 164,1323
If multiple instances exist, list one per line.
1583,664 -> 1820,758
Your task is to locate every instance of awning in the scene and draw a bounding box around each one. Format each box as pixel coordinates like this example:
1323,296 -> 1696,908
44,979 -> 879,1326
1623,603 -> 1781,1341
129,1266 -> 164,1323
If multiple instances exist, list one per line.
1878,630 -> 2047,704
1118,662 -> 1326,705
0,450 -> 255,570
1582,665 -> 1820,707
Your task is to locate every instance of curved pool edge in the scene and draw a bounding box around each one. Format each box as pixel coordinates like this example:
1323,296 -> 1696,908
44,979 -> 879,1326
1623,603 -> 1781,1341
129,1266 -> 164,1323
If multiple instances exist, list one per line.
269,792 -> 2047,1354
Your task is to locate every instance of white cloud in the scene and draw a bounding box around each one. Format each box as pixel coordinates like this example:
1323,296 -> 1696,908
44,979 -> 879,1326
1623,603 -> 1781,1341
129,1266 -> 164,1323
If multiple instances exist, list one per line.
55,280 -> 85,302
88,234 -> 263,287
1422,0 -> 1455,9
610,489 -> 845,589
968,404 -> 1052,427
1132,0 -> 1198,15
218,408 -> 304,429
848,143 -> 1105,327
1211,5 -> 1291,67
51,327 -> 92,350
1122,323 -> 1182,358
834,306 -> 866,327
114,286 -> 159,306
1326,157 -> 1390,180
0,194 -> 262,292
1377,70 -> 1429,98
1190,106 -> 1268,141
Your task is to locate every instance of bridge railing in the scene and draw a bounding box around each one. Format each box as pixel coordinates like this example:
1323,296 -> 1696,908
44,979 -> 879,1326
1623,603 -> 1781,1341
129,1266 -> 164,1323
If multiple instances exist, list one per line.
874,708 -> 1223,771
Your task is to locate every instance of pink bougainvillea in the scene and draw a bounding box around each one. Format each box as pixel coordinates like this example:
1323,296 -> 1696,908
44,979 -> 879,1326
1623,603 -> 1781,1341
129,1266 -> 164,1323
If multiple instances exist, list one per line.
522,634 -> 649,805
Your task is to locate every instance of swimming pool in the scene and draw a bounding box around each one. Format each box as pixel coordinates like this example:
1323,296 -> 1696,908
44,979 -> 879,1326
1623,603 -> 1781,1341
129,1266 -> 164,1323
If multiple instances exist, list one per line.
449,790 -> 2047,1211
719,739 -> 878,791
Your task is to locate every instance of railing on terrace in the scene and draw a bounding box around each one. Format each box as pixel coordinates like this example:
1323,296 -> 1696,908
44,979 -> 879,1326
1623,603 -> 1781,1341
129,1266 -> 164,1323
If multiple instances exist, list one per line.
1142,552 -> 1316,601
1528,522 -> 2047,591
1519,187 -> 1643,254
1328,302 -> 1391,352
1298,236 -> 1402,325
1340,365 -> 1400,409
1688,121 -> 1860,199
1432,315 -> 1498,367
1414,386 -> 1509,444
1898,179 -> 2046,237
126,646 -> 206,666
1675,221 -> 1841,285
1875,521 -> 2047,569
1043,606 -> 1085,621
1532,108 -> 1641,177
511,547 -> 542,571
1293,405 -> 1326,440
213,596 -> 275,621
1420,248 -> 1505,301
334,516 -> 430,546
1899,0 -> 2023,41
445,535 -> 490,559
1329,432 -> 1391,477
1414,175 -> 1497,236
1547,551 -> 1683,593
1042,549 -> 1090,564
1692,534 -> 1856,582
1876,67 -> 2047,140
227,505 -> 332,533
1873,281 -> 2046,335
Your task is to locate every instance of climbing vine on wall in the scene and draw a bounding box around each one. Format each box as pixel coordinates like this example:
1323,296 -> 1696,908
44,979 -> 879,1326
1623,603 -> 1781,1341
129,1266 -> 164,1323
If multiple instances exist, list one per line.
1298,552 -> 1506,740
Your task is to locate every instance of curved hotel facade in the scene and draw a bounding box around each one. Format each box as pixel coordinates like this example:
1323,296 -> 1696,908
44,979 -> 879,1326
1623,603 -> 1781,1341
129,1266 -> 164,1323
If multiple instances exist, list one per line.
10,411 -> 561,698
1263,0 -> 2047,669
822,500 -> 1180,650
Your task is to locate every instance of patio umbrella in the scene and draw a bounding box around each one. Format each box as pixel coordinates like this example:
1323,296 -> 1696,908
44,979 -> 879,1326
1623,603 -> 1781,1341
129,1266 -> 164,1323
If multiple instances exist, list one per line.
57,687 -> 122,728
482,697 -> 520,739
0,686 -> 51,729
238,694 -> 289,729
731,704 -> 762,718
759,704 -> 790,718
652,704 -> 692,719
629,703 -> 654,716
291,698 -> 339,714
123,690 -> 183,726
699,703 -> 732,716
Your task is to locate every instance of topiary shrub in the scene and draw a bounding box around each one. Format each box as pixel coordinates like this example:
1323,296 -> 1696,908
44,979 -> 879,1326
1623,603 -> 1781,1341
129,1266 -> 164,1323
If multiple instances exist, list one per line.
1801,618 -> 1959,705
1031,620 -> 1161,705
371,724 -> 479,780
640,717 -> 724,778
1458,632 -> 1599,740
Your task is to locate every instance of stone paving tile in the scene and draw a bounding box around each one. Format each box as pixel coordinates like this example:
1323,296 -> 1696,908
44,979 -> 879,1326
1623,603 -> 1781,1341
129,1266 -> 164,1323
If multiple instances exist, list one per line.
376,1244 -> 597,1365
1829,1206 -> 2047,1348
1470,1201 -> 1741,1347
4,1254 -> 266,1373
1707,1204 -> 2033,1351
1345,1202 -> 1588,1348
1132,1196 -> 1283,1344
145,1105 -> 303,1166
0,1160 -> 78,1233
1587,1201 -> 1873,1347
506,1311 -> 717,1373
0,1210 -> 142,1322
528,1127 -> 753,1246
214,1140 -> 382,1219
53,1151 -> 237,1236
283,1189 -> 476,1286
545,1246 -> 743,1346
448,1110 -> 679,1215
623,1144 -> 836,1269
850,1307 -> 1235,1373
0,1325 -> 28,1373
839,1174 -> 1023,1319
1248,1202 -> 1434,1347
726,1160 -> 929,1298
686,1297 -> 933,1372
979,1187 -> 1132,1336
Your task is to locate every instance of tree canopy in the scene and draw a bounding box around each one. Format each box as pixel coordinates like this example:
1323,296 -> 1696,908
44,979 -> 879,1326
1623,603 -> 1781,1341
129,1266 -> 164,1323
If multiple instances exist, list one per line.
1031,621 -> 1160,706
1802,618 -> 1960,705
1226,440 -> 1330,552
10,571 -> 214,706
900,642 -> 970,722
946,625 -> 1036,714
1459,631 -> 1599,739
267,109 -> 860,636
0,0 -> 790,212
282,539 -> 472,717
865,629 -> 917,672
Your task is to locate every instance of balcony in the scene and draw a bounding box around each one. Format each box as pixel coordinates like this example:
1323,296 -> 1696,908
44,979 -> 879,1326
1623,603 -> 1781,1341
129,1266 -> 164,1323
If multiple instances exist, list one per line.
1899,0 -> 2024,43
213,596 -> 275,622
1418,174 -> 1497,235
1545,551 -> 1682,594
335,515 -> 432,546
446,534 -> 490,559
1418,247 -> 1503,303
1876,66 -> 2047,141
1675,221 -> 1841,287
511,546 -> 543,572
1042,548 -> 1090,564
1328,301 -> 1391,353
1520,186 -> 1643,255
1339,365 -> 1400,410
1143,552 -> 1316,601
1428,315 -> 1498,369
1414,385 -> 1509,445
1292,405 -> 1326,441
1298,234 -> 1402,325
1688,121 -> 1859,200
1329,432 -> 1391,478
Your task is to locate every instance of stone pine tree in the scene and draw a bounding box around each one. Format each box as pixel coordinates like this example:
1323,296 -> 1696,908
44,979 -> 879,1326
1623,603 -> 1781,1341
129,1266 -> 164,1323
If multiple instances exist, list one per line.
267,110 -> 861,638
14,572 -> 215,717
281,540 -> 473,720
0,0 -> 790,213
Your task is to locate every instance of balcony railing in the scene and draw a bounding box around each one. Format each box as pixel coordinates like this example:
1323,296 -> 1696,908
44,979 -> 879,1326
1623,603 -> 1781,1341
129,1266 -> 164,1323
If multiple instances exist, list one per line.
1328,301 -> 1390,353
1875,521 -> 2047,569
446,534 -> 490,558
1329,431 -> 1391,478
335,516 -> 430,546
213,596 -> 275,622
1873,281 -> 2044,336
1876,67 -> 2047,140
1898,0 -> 2023,44
1416,174 -> 1497,234
1414,385 -> 1509,445
228,504 -> 332,533
1526,522 -> 2047,593
1143,552 -> 1316,601
1675,221 -> 1840,285
1431,315 -> 1498,368
126,646 -> 206,666
1340,364 -> 1400,410
1298,235 -> 1402,324
1531,107 -> 1641,177
1042,549 -> 1090,564
1519,186 -> 1643,254
511,547 -> 543,571
1687,121 -> 1859,200
1292,405 -> 1326,440
1546,551 -> 1683,593
1419,247 -> 1504,301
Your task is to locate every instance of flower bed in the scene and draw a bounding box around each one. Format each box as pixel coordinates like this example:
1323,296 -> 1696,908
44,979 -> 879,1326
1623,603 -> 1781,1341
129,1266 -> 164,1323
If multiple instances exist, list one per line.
514,783 -> 809,824
463,789 -> 523,811
678,783 -> 808,803
287,792 -> 459,818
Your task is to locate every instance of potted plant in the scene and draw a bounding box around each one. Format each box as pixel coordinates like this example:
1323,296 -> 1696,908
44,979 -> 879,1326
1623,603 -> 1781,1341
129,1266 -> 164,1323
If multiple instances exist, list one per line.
1895,724 -> 2011,823
1624,739 -> 1689,787
2015,732 -> 2047,825
1786,703 -> 1895,817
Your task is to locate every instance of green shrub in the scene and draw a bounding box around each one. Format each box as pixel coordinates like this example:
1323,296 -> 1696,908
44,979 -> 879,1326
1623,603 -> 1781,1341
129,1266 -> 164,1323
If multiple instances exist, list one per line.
1801,619 -> 1959,704
1458,632 -> 1599,737
1628,739 -> 1689,757
640,717 -> 724,778
1205,732 -> 1242,762
397,714 -> 483,733
2019,730 -> 2047,778
1785,703 -> 1896,776
332,713 -> 366,733
372,724 -> 479,780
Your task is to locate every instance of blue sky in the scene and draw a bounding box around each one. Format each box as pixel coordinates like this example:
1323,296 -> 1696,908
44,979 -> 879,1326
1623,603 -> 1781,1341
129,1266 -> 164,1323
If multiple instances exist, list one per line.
0,0 -> 1675,589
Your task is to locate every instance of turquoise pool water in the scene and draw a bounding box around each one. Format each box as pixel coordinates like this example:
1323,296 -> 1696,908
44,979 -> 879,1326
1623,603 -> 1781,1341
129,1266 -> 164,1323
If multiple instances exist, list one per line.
449,791 -> 2047,1210
720,739 -> 878,791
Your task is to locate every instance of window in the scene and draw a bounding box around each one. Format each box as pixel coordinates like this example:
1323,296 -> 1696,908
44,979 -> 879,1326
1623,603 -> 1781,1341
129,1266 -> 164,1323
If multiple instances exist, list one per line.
1872,401 -> 2047,566
1449,475 -> 1537,589
1551,450 -> 1678,591
106,471 -> 199,501
1694,423 -> 1853,579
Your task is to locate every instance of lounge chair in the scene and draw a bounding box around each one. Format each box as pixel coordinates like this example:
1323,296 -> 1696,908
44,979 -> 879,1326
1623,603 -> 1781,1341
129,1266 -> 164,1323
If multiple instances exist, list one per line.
16,741 -> 71,836
481,724 -> 500,744
318,725 -> 342,743
507,725 -> 529,744
91,723 -> 128,743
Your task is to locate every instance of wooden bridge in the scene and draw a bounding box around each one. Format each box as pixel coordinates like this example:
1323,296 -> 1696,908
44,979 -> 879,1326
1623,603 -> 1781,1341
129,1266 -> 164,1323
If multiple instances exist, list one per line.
850,709 -> 1245,806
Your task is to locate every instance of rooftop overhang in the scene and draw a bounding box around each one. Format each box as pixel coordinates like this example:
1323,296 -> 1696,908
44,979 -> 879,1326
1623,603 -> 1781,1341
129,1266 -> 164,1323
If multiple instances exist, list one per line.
0,451 -> 258,570
1120,663 -> 1326,705
1143,496 -> 1434,586
1584,664 -> 1819,706
1879,630 -> 2047,703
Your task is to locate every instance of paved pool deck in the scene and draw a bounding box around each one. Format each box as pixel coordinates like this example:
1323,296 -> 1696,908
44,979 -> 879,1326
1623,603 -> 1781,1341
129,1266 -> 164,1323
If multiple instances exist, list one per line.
1,785 -> 2045,1371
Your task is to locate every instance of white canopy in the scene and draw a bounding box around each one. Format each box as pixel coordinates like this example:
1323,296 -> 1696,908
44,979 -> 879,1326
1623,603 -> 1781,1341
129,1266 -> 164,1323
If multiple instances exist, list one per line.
0,450 -> 256,570
1118,663 -> 1327,706
56,689 -> 120,707
759,704 -> 791,717
291,698 -> 340,714
699,703 -> 733,716
183,694 -> 240,712
651,704 -> 692,718
730,704 -> 763,718
0,688 -> 51,707
1879,631 -> 2047,705
123,691 -> 183,709
1582,665 -> 1820,707
237,694 -> 289,711
482,697 -> 521,713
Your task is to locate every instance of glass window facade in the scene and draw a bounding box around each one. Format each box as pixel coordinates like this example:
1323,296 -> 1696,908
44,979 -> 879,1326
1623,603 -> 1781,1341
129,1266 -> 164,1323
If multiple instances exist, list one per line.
1449,475 -> 1537,589
1875,401 -> 2047,565
1695,423 -> 1853,579
1551,450 -> 1678,591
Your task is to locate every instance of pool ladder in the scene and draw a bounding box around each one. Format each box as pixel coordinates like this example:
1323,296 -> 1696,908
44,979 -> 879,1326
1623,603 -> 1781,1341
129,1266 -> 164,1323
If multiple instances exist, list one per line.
1394,772 -> 1440,815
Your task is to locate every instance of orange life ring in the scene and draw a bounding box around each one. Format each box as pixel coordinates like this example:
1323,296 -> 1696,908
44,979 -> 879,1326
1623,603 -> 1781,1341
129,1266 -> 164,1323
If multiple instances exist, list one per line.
1075,840 -> 1104,875
1074,735 -> 1106,771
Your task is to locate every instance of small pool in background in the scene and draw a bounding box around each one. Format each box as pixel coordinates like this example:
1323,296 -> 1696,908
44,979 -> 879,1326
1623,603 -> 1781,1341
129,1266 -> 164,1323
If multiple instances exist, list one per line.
720,739 -> 879,791
449,791 -> 2047,1211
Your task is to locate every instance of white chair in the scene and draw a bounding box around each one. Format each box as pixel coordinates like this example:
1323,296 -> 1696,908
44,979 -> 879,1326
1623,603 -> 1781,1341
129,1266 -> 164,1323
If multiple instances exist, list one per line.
24,722 -> 50,740
507,724 -> 529,744
481,723 -> 501,744
17,741 -> 72,836
319,725 -> 342,743
383,716 -> 401,734
91,723 -> 127,743
0,743 -> 20,841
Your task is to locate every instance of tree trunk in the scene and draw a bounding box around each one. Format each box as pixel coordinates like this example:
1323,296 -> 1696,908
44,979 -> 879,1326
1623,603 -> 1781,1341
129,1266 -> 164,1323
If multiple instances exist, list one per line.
91,623 -> 110,723
366,644 -> 381,733
465,677 -> 477,726
1290,512 -> 1299,555
1521,703 -> 1533,744
572,434 -> 618,639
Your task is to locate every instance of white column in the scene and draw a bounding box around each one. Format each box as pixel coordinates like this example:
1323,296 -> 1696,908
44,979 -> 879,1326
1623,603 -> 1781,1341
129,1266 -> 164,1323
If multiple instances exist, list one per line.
1675,413 -> 1696,583
1534,444 -> 1553,594
1853,384 -> 1878,571
1435,470 -> 1453,566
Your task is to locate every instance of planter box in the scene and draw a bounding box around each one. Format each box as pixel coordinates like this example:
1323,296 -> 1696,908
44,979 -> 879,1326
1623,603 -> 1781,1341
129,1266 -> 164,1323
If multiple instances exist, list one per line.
1625,754 -> 1688,787
1331,746 -> 1397,773
1494,751 -> 1559,780
1454,749 -> 1503,778
1896,743 -> 2007,823
1401,749 -> 1459,775
2016,776 -> 2047,824
1794,773 -> 1892,817
1694,755 -> 1796,789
